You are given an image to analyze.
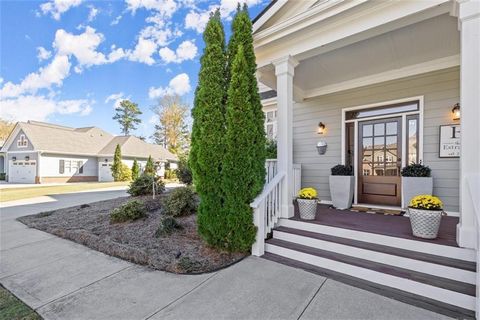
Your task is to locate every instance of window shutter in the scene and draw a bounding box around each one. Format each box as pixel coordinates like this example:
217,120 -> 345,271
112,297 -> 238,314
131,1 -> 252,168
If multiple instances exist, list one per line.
59,160 -> 65,174
78,161 -> 83,174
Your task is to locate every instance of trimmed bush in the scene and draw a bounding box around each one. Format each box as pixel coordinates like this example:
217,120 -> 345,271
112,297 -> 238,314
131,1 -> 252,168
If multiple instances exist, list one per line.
265,139 -> 277,159
176,157 -> 192,185
131,159 -> 140,180
164,168 -> 177,180
401,163 -> 431,177
128,174 -> 165,197
331,164 -> 353,176
155,216 -> 183,237
144,155 -> 155,176
110,200 -> 146,223
117,163 -> 132,182
164,187 -> 197,217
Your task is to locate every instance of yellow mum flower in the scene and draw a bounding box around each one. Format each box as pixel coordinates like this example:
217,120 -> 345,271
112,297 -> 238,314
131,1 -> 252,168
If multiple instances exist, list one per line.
409,195 -> 443,210
298,187 -> 318,200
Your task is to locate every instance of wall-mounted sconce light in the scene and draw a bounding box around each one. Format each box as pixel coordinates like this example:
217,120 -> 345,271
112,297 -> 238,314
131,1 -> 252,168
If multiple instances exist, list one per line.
105,158 -> 108,162
452,103 -> 460,121
12,157 -> 16,161
317,141 -> 327,155
25,156 -> 30,161
317,122 -> 326,134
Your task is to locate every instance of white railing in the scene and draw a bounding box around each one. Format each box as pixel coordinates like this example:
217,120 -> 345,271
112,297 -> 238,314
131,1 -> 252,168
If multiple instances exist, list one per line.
467,174 -> 480,318
265,159 -> 302,197
251,171 -> 285,256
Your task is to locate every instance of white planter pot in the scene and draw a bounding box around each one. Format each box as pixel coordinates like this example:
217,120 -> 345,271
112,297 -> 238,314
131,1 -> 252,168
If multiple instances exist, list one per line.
329,175 -> 354,210
401,177 -> 433,208
297,199 -> 317,220
408,208 -> 443,239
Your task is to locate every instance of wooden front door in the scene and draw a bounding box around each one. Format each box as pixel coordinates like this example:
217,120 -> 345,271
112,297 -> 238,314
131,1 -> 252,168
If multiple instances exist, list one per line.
358,117 -> 402,206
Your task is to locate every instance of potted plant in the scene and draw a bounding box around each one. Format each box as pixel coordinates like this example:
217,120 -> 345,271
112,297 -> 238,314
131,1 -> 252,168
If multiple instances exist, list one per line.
297,187 -> 318,220
401,163 -> 433,208
329,164 -> 354,210
408,195 -> 445,239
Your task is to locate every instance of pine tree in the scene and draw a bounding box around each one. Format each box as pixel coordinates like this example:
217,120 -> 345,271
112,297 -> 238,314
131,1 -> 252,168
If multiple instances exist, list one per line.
227,4 -> 266,195
144,156 -> 155,176
131,159 -> 140,180
112,100 -> 142,135
111,144 -> 122,181
189,10 -> 228,248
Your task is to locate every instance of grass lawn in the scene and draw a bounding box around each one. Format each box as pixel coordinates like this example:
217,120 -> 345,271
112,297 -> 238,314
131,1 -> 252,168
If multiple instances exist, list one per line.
0,182 -> 129,203
0,285 -> 42,320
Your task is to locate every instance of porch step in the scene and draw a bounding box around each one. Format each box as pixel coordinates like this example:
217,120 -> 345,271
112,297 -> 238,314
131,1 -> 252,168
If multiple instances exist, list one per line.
264,220 -> 477,318
279,218 -> 476,262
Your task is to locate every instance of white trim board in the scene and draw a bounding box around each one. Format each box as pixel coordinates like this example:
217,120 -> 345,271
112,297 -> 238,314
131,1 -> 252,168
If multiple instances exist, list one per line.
279,219 -> 475,262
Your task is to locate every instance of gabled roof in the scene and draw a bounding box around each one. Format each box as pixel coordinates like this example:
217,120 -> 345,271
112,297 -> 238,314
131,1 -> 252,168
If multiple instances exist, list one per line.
1,121 -> 178,161
98,136 -> 177,161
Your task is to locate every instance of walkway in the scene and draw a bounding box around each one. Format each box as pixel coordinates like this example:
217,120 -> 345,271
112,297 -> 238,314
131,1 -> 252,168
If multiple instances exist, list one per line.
0,189 -> 451,320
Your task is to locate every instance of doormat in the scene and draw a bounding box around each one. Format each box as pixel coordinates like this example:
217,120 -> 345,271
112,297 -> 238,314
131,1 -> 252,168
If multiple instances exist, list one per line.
349,206 -> 405,216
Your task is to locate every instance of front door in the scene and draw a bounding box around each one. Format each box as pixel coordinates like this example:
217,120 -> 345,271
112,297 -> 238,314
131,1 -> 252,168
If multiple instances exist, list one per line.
358,117 -> 402,206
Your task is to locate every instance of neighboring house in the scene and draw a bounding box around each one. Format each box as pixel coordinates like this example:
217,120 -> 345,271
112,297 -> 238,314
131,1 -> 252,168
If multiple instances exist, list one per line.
0,121 -> 177,183
253,0 -> 479,317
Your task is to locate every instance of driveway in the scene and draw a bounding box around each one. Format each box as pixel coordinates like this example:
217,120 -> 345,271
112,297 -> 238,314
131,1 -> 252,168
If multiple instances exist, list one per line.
0,189 -> 451,320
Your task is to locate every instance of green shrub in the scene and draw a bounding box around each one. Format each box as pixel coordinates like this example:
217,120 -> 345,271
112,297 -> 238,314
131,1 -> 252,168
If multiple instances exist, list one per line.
164,168 -> 177,180
128,174 -> 165,196
401,162 -> 431,177
144,155 -> 156,176
175,157 -> 192,185
164,187 -> 197,217
155,216 -> 183,237
0,173 -> 5,181
331,164 -> 353,176
110,200 -> 146,223
131,159 -> 140,180
117,163 -> 132,181
265,139 -> 277,159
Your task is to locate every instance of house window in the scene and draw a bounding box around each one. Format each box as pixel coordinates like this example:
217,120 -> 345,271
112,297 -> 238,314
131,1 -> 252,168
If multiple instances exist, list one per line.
406,114 -> 419,164
59,160 -> 65,174
59,160 -> 83,174
346,101 -> 419,120
265,109 -> 277,140
17,135 -> 28,148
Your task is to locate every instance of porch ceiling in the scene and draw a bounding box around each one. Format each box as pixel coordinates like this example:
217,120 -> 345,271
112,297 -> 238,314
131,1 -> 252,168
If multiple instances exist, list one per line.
258,14 -> 460,98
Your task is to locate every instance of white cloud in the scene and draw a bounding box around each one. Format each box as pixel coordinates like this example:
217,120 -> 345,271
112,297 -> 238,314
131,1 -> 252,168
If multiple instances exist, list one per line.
185,0 -> 262,33
127,37 -> 157,65
111,15 -> 122,26
0,95 -> 92,122
37,47 -> 52,61
148,73 -> 191,99
159,40 -> 197,64
126,0 -> 177,17
0,55 -> 71,99
87,6 -> 99,22
105,92 -> 129,109
40,0 -> 83,20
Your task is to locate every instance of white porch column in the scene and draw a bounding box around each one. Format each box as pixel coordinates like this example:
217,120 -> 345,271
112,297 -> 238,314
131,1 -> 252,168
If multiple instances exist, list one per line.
457,0 -> 480,249
273,56 -> 299,219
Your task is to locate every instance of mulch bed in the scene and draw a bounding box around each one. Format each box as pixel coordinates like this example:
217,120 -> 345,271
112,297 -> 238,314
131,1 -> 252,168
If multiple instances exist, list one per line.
18,195 -> 246,274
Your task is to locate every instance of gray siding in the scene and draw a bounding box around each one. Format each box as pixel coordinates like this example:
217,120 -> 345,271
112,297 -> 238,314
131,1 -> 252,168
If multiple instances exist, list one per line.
8,130 -> 34,151
293,67 -> 460,212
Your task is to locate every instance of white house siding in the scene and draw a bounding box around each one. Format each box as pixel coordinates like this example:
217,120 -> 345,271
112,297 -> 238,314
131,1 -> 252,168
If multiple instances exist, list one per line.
291,68 -> 460,212
40,153 -> 98,183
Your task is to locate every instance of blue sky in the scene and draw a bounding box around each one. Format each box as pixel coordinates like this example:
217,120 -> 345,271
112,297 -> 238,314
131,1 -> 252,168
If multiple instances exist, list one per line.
0,0 -> 267,139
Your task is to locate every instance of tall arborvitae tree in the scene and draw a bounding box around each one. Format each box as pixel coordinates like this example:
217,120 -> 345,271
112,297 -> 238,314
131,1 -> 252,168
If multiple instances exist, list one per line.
227,4 -> 266,194
111,144 -> 122,181
189,10 -> 228,248
222,45 -> 263,251
144,155 -> 155,176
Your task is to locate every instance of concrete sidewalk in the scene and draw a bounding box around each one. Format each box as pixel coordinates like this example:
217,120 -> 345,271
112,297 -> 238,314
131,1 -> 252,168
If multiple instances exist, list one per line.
0,190 -> 450,320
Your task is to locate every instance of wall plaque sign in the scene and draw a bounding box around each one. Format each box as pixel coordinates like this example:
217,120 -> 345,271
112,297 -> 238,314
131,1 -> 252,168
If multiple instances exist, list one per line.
439,124 -> 460,158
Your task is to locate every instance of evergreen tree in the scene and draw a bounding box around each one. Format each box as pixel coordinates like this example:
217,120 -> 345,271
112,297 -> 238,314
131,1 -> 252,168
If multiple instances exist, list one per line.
227,4 -> 266,193
222,45 -> 265,251
189,10 -> 228,248
111,144 -> 122,181
131,159 -> 140,180
144,156 -> 155,176
113,100 -> 142,135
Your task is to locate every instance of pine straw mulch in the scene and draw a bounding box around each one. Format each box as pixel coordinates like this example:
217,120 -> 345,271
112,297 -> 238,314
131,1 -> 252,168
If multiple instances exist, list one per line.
17,195 -> 246,274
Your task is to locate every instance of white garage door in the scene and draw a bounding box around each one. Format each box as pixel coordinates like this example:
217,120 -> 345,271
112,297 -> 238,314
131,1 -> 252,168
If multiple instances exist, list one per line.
9,160 -> 36,183
99,162 -> 113,182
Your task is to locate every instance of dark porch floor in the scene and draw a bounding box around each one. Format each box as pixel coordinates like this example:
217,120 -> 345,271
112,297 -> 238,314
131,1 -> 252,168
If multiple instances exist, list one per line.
292,204 -> 459,247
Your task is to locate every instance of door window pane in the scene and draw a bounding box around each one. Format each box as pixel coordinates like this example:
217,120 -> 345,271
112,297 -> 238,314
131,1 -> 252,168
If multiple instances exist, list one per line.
407,116 -> 418,164
362,124 -> 373,137
386,136 -> 397,148
374,137 -> 384,149
346,101 -> 419,120
374,123 -> 385,136
386,122 -> 397,135
363,138 -> 373,151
